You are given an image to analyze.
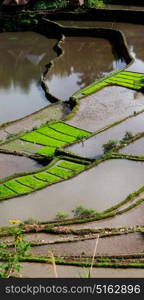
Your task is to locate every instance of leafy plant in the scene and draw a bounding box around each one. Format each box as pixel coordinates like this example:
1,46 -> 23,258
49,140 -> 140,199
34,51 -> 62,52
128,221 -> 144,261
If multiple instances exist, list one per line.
55,211 -> 69,220
0,220 -> 31,278
72,205 -> 97,218
85,0 -> 105,8
102,139 -> 118,153
120,131 -> 133,144
33,0 -> 69,10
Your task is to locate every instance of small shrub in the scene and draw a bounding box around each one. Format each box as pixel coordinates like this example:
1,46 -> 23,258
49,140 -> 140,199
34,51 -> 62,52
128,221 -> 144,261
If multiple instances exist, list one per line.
0,221 -> 31,278
72,206 -> 97,218
85,0 -> 105,8
120,131 -> 133,144
102,140 -> 118,153
55,211 -> 69,220
33,0 -> 69,10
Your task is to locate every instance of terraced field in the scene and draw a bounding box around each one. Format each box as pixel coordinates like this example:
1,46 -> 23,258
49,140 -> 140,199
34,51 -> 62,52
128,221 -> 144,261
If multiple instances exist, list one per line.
0,14 -> 144,278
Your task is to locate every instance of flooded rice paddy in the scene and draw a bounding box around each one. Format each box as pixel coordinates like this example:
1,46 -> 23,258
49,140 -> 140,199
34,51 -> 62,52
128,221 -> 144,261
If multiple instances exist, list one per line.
1,261 -> 143,278
66,86 -> 144,132
0,159 -> 144,225
0,18 -> 144,276
19,264 -> 144,278
0,32 -> 57,124
0,153 -> 42,179
58,21 -> 144,74
120,137 -> 144,156
45,36 -> 125,101
66,112 -> 144,158
67,201 -> 144,230
31,232 -> 144,257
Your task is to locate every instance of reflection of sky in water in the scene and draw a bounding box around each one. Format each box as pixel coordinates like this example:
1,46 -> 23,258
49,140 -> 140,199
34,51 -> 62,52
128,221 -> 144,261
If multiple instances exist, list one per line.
127,46 -> 144,72
0,81 -> 46,124
113,58 -> 126,70
46,72 -> 85,100
0,33 -> 57,124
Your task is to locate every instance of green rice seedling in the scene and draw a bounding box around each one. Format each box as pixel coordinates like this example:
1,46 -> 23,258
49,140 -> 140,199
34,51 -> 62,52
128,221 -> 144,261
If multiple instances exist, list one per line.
36,146 -> 56,157
0,185 -> 16,199
58,160 -> 85,172
36,127 -> 76,143
34,172 -> 61,183
82,82 -> 107,95
49,122 -> 91,138
47,166 -> 74,179
16,176 -> 47,189
21,132 -> 66,147
122,71 -> 144,78
5,180 -> 32,194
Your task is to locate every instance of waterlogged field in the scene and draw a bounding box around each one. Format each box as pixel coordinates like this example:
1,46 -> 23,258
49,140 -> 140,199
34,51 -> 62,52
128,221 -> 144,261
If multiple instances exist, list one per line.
0,159 -> 144,224
0,16 -> 144,278
0,32 -> 57,124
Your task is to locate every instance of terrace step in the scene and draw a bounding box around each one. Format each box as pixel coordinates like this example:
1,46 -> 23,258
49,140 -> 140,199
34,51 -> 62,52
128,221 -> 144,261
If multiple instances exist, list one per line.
0,158 -> 88,201
79,71 -> 144,97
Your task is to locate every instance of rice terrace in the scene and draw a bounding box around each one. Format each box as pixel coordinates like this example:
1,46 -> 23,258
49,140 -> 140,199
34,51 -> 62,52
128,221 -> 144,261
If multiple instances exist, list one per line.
0,0 -> 144,278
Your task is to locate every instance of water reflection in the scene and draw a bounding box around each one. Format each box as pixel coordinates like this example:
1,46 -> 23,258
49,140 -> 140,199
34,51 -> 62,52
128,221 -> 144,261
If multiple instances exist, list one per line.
46,36 -> 126,101
58,21 -> 144,75
0,32 -> 57,124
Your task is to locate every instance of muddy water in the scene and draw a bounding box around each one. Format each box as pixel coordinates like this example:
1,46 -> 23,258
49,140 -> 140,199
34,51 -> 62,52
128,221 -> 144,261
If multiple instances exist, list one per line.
0,32 -> 57,124
0,153 -> 42,179
45,36 -> 125,101
20,263 -> 144,278
120,137 -> 144,155
66,112 -> 144,158
58,21 -> 144,74
106,5 -> 144,10
31,232 -> 144,257
0,159 -> 144,225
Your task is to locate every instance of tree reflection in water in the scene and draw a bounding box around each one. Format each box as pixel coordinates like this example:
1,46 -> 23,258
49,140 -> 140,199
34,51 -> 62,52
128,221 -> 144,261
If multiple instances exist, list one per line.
46,36 -> 126,100
0,32 -> 57,123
